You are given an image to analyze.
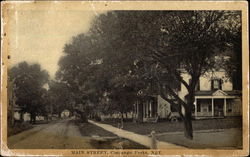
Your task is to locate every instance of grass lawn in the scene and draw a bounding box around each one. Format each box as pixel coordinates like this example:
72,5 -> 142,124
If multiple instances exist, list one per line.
76,121 -> 148,149
157,128 -> 242,149
102,117 -> 242,135
100,117 -> 242,149
77,121 -> 117,137
8,120 -> 60,137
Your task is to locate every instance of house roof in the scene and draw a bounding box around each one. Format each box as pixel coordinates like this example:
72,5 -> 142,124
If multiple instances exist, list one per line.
137,88 -> 158,98
195,90 -> 242,96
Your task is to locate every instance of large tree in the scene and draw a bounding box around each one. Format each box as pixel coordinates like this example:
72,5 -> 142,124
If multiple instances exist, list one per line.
8,62 -> 49,124
88,11 -> 241,139
56,11 -> 240,139
56,33 -> 139,119
56,34 -> 104,120
223,13 -> 242,90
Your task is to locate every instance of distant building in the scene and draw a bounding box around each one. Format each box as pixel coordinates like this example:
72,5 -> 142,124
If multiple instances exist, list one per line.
13,111 -> 31,122
61,109 -> 70,118
7,79 -> 31,123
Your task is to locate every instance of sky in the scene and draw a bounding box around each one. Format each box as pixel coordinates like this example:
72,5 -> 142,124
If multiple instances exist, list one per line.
8,9 -> 103,78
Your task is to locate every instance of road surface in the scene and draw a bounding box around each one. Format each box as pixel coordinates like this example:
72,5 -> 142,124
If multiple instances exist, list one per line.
8,119 -> 95,149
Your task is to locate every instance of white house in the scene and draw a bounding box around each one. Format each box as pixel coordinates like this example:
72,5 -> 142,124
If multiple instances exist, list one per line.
134,69 -> 242,122
61,109 -> 70,118
191,70 -> 241,118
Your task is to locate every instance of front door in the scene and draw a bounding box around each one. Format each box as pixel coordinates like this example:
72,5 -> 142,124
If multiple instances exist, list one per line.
214,99 -> 224,117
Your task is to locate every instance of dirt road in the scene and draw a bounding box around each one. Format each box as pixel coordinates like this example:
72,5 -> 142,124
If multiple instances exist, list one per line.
8,119 -> 94,149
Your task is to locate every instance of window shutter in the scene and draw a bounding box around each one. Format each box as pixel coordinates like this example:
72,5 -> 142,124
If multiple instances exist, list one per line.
211,79 -> 214,90
219,79 -> 222,90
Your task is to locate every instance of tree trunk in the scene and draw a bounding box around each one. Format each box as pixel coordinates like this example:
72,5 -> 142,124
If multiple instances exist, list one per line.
121,111 -> 124,128
183,106 -> 193,140
30,113 -> 35,124
183,92 -> 195,140
29,114 -> 32,124
20,112 -> 24,122
33,114 -> 36,124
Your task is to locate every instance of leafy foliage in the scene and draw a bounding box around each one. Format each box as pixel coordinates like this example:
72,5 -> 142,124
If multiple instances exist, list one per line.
8,62 -> 49,123
56,11 -> 241,139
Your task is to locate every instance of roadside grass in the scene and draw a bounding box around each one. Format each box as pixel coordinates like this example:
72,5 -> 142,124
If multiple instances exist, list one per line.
99,117 -> 242,149
101,117 -> 242,135
157,128 -> 242,149
76,120 -> 117,137
75,120 -> 148,149
8,122 -> 33,137
8,120 -> 54,137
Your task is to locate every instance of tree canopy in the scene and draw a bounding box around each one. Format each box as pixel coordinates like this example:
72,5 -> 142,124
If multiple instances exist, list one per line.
8,61 -> 49,123
56,10 -> 241,139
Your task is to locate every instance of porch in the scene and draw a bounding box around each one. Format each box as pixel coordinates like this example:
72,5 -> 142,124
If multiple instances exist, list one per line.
133,96 -> 158,122
194,90 -> 242,119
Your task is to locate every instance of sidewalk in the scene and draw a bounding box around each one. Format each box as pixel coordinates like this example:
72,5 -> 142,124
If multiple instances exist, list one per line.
88,120 -> 185,149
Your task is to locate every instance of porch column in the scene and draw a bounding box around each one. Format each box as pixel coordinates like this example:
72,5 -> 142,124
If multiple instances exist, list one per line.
224,98 -> 227,117
136,102 -> 139,115
143,103 -> 145,118
149,102 -> 152,117
212,98 -> 214,116
194,98 -> 197,117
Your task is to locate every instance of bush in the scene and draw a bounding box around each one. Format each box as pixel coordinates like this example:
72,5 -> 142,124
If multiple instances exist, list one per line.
157,118 -> 169,122
101,117 -> 133,122
94,115 -> 101,121
80,114 -> 88,123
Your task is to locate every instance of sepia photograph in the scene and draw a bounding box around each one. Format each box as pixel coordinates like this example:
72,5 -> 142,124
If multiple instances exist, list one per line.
1,1 -> 249,156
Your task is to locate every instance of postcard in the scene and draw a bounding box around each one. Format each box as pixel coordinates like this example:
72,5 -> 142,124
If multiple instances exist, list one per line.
1,1 -> 249,156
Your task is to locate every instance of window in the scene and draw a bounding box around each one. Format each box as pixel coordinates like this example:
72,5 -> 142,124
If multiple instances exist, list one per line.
214,80 -> 220,89
212,79 -> 222,90
227,102 -> 233,113
197,104 -> 201,112
197,100 -> 201,112
202,108 -> 208,112
208,104 -> 212,112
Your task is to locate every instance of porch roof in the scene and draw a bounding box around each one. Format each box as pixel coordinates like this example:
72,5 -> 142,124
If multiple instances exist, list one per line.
195,90 -> 241,96
137,94 -> 158,99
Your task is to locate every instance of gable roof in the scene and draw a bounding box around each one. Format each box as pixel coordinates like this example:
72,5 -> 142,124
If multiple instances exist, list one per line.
212,90 -> 228,96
